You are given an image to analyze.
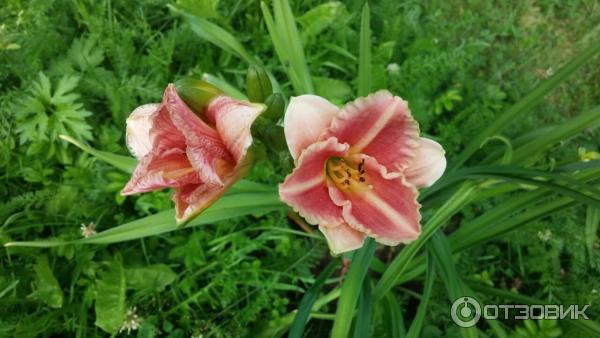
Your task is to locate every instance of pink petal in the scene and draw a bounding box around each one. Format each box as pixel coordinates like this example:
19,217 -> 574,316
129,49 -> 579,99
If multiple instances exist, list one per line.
206,96 -> 265,163
121,148 -> 201,195
284,95 -> 339,161
173,183 -> 220,222
323,90 -> 420,172
319,223 -> 366,255
126,103 -> 158,159
279,137 -> 349,226
329,155 -> 421,245
173,151 -> 254,223
405,138 -> 446,188
163,85 -> 235,187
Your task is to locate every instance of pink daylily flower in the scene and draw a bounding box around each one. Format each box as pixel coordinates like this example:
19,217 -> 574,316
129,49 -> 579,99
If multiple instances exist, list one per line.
279,91 -> 446,254
122,84 -> 264,223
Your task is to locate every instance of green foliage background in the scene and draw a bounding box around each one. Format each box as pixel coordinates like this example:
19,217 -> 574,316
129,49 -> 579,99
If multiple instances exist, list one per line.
1,0 -> 599,337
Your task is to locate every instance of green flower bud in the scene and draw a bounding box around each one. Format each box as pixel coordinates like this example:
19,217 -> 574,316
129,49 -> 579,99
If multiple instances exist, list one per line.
262,124 -> 287,152
263,93 -> 285,121
246,65 -> 273,103
174,78 -> 222,113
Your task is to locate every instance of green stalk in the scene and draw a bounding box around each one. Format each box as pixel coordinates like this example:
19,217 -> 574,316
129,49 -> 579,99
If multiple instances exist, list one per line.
331,238 -> 376,338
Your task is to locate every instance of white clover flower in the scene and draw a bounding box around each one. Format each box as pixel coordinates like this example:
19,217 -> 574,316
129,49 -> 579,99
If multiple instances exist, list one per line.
386,63 -> 400,75
120,306 -> 141,334
537,229 -> 552,242
80,222 -> 96,238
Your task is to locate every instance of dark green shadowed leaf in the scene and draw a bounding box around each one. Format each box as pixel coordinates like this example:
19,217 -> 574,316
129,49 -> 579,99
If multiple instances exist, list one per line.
289,259 -> 339,338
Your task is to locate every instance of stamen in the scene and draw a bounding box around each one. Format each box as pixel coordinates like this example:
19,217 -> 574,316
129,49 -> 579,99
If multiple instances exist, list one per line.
327,157 -> 369,191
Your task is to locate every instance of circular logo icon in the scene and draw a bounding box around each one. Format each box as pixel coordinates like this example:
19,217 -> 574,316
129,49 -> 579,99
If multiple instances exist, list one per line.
451,296 -> 481,327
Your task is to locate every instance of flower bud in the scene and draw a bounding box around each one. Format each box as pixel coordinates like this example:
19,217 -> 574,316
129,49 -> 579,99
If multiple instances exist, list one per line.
263,93 -> 285,121
174,78 -> 222,113
262,124 -> 287,152
246,65 -> 273,103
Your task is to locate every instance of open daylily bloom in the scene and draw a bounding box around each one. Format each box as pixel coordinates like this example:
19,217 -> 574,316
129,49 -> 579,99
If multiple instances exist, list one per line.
122,84 -> 264,223
279,91 -> 446,254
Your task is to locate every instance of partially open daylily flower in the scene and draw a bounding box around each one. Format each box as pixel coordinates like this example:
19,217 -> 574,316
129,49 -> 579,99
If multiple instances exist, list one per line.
279,91 -> 446,254
122,84 -> 264,223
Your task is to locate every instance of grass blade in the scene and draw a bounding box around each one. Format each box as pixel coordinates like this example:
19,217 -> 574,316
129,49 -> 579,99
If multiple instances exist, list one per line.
169,5 -> 258,65
261,0 -> 313,94
289,259 -> 339,338
60,135 -> 136,173
357,3 -> 371,97
353,275 -> 373,338
381,292 -> 405,338
331,238 -> 376,338
428,232 -> 478,338
485,105 -> 600,165
406,252 -> 436,338
585,206 -> 600,266
4,190 -> 283,247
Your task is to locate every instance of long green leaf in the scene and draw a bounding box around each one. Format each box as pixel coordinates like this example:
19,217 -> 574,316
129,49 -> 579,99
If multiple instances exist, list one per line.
357,3 -> 371,97
381,292 -> 405,338
331,238 -> 376,338
169,5 -> 258,65
353,275 -> 373,338
4,190 -> 283,247
261,0 -> 313,94
60,135 -> 136,173
452,170 -> 600,251
289,259 -> 339,338
428,232 -> 478,338
451,40 -> 600,169
485,105 -> 600,165
405,253 -> 436,338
